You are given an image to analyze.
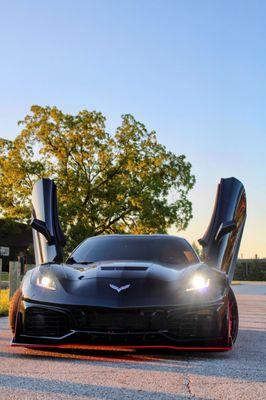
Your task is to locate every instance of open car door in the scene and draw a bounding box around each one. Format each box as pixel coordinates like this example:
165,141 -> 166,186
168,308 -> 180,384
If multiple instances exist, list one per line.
199,177 -> 246,283
31,178 -> 66,265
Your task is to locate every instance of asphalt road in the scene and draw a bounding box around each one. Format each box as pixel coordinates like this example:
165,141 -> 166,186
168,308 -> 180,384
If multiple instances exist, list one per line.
0,283 -> 265,400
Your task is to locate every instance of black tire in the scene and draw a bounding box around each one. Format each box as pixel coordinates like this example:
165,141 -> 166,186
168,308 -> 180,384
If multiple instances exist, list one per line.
228,287 -> 239,344
9,288 -> 22,334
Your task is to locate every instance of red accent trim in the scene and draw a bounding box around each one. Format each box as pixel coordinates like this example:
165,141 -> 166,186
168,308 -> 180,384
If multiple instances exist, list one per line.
228,298 -> 233,342
11,341 -> 232,352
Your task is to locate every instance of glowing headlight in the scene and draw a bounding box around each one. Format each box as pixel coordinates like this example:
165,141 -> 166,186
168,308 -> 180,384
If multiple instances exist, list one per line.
186,275 -> 210,292
36,275 -> 56,291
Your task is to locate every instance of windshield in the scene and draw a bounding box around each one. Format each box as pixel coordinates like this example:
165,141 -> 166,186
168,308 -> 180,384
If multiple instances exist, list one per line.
68,236 -> 199,267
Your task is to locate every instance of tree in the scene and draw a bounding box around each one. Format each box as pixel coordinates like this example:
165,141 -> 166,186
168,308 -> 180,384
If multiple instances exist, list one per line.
0,105 -> 195,251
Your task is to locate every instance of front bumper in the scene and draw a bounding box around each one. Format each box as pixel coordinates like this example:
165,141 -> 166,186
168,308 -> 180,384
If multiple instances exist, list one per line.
12,298 -> 230,350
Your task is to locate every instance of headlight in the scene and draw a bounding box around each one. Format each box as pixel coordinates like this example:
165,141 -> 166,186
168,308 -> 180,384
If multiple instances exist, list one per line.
186,275 -> 210,292
36,275 -> 56,291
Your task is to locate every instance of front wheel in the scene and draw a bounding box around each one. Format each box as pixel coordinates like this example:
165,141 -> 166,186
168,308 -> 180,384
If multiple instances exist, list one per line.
228,287 -> 239,344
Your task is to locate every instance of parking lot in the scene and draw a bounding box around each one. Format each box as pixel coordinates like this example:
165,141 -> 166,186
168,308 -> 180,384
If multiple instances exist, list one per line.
0,283 -> 265,400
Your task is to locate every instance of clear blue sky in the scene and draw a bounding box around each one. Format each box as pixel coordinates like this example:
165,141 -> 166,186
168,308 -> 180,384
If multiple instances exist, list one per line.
0,0 -> 265,257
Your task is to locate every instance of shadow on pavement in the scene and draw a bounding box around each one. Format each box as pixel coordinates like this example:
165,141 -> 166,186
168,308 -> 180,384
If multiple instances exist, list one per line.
0,328 -> 265,382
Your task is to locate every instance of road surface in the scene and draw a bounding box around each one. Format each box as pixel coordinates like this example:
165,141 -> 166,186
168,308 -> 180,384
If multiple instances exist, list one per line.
0,283 -> 265,399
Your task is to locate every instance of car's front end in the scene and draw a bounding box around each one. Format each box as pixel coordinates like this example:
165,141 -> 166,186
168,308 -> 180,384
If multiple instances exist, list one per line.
12,260 -> 235,351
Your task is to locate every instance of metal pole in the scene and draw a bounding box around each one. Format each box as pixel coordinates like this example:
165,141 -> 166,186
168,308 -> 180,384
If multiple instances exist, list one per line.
9,261 -> 21,299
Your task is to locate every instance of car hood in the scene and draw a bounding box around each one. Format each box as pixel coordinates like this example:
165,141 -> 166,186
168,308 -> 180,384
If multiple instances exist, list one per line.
62,260 -> 186,281
24,261 -> 227,307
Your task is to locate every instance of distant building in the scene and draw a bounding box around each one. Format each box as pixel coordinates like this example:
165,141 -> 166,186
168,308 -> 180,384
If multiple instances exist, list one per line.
0,219 -> 34,272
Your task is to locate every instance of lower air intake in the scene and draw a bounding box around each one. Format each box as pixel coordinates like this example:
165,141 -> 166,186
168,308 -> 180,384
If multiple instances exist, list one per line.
25,308 -> 70,338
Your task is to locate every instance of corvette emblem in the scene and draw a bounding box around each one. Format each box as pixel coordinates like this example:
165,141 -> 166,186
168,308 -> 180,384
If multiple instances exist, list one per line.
109,284 -> 130,293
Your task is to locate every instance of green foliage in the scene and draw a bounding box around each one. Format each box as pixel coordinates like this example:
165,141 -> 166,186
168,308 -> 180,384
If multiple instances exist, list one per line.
0,105 -> 195,251
234,261 -> 266,281
0,289 -> 9,316
0,273 -> 9,281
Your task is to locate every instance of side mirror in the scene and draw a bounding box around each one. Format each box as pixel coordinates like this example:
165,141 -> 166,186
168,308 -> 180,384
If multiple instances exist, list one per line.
215,220 -> 236,242
31,218 -> 53,245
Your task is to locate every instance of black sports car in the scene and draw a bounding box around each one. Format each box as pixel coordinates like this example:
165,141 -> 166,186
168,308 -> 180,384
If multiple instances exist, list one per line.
10,177 -> 246,351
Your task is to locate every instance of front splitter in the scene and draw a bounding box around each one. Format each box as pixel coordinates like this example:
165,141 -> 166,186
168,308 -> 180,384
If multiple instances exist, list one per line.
11,339 -> 231,352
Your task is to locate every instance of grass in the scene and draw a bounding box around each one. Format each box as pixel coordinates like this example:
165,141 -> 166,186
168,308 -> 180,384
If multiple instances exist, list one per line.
0,289 -> 9,316
1,272 -> 9,281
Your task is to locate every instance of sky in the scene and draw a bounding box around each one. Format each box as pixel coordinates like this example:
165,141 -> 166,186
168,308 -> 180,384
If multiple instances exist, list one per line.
0,0 -> 265,257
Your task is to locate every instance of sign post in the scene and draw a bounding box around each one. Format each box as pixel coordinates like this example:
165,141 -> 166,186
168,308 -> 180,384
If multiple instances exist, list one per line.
0,247 -> 9,257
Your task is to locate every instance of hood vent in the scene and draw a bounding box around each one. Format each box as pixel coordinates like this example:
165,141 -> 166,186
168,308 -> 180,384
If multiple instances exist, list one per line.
101,266 -> 148,271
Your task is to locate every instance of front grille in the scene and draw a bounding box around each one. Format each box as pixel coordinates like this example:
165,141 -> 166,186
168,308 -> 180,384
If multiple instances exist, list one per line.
25,308 -> 70,337
71,308 -> 164,331
24,305 -> 219,341
71,307 -> 218,338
